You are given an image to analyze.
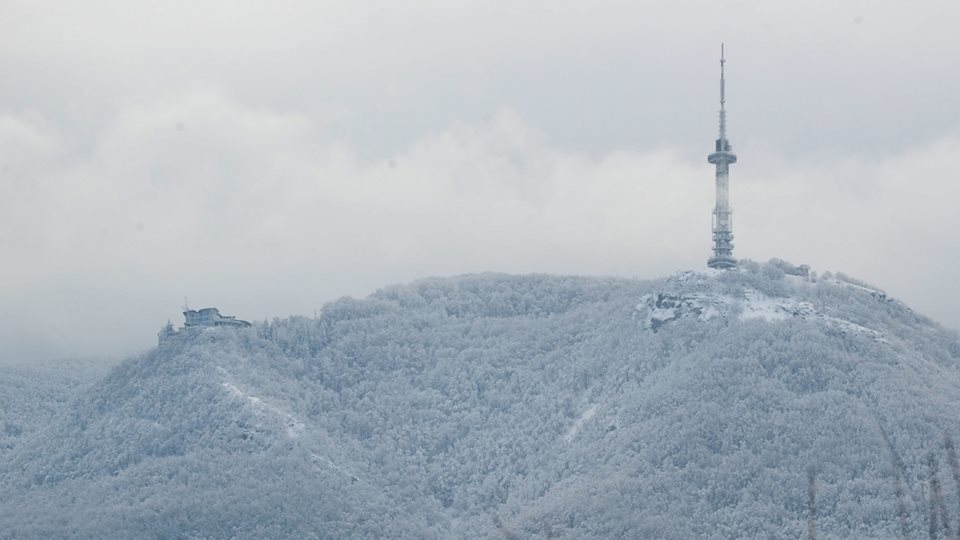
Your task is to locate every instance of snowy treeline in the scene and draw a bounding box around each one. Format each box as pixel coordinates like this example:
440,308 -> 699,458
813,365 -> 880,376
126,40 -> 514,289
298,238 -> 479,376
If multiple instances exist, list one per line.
2,262 -> 960,538
0,360 -> 111,456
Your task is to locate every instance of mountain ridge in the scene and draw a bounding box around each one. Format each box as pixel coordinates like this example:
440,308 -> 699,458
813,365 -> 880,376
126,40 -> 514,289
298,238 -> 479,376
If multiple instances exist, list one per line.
2,261 -> 960,538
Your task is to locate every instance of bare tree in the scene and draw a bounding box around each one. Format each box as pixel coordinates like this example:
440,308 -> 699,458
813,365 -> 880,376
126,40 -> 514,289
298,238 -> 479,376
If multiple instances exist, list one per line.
878,424 -> 912,540
928,453 -> 952,539
807,466 -> 818,540
493,515 -> 519,540
943,432 -> 960,536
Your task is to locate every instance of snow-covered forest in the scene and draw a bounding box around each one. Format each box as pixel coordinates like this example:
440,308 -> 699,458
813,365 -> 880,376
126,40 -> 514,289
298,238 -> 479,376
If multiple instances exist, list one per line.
3,260 -> 960,538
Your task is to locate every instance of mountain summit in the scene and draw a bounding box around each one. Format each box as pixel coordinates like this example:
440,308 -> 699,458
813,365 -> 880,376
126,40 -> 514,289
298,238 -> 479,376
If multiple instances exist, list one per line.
3,260 -> 960,539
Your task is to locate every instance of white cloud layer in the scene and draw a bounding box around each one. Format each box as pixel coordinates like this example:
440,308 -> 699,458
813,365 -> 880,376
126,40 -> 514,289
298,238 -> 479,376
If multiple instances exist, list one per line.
2,87 -> 959,360
2,1 -> 960,360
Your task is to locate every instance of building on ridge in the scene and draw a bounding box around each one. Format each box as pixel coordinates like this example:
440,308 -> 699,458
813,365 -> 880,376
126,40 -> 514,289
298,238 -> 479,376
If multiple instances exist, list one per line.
158,306 -> 250,344
183,307 -> 251,329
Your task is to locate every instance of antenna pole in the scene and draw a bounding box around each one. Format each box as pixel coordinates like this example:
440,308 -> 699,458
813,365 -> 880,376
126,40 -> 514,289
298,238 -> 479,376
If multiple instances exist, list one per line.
706,44 -> 738,270
719,43 -> 726,146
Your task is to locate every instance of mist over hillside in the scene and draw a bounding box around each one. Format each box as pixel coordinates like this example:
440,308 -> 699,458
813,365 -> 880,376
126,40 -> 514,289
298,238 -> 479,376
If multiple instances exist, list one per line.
2,261 -> 960,538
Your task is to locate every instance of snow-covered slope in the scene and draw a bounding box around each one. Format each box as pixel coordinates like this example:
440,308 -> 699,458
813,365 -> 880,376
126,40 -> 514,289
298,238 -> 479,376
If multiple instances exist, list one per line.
0,360 -> 110,457
2,262 -> 959,539
637,268 -> 889,342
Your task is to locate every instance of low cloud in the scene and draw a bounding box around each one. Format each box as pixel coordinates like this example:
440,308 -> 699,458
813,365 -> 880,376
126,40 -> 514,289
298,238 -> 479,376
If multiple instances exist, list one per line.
1,88 -> 958,361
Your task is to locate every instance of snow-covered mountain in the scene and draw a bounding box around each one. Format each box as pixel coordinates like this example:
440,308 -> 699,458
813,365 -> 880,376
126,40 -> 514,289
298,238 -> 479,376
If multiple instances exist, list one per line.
3,260 -> 960,539
0,360 -> 111,458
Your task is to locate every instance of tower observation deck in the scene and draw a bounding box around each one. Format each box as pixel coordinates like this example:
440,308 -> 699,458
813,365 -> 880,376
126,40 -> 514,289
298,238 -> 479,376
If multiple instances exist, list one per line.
707,44 -> 737,270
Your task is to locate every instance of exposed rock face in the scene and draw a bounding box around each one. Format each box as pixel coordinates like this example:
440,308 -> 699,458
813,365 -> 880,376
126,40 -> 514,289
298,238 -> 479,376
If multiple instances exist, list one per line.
637,269 -> 889,342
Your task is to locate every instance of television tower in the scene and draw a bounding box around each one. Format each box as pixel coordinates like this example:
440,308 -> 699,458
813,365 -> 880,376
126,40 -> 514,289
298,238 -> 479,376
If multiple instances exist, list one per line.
707,44 -> 737,270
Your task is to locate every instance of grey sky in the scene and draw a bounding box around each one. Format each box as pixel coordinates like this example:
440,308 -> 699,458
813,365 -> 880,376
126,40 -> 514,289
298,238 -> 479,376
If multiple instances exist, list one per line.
2,0 -> 960,361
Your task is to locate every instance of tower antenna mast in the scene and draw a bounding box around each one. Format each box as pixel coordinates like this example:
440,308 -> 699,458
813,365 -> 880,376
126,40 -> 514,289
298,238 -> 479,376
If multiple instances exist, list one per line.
707,43 -> 738,270
719,43 -> 726,146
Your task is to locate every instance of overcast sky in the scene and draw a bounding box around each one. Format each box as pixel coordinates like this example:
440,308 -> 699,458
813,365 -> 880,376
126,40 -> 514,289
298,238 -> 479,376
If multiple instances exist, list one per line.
2,0 -> 960,362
